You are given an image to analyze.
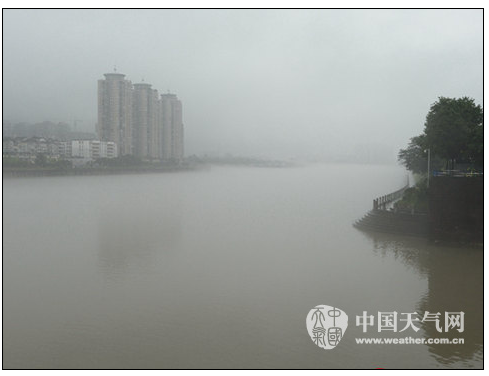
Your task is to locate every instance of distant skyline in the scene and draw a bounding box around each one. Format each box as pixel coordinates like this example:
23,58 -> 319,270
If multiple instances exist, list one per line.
3,9 -> 483,160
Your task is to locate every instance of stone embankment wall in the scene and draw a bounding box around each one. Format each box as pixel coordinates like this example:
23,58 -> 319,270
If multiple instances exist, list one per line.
355,176 -> 483,243
429,177 -> 483,243
354,209 -> 428,237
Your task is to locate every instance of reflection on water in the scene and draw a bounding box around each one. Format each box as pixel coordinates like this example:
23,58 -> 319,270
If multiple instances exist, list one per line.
97,203 -> 182,279
367,232 -> 483,367
3,165 -> 483,369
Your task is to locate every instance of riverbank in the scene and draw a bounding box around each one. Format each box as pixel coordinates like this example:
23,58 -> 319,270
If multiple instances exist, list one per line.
354,209 -> 429,237
2,163 -> 208,178
354,175 -> 483,246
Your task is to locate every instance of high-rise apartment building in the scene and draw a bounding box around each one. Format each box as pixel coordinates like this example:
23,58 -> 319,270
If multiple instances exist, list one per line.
132,83 -> 159,159
97,72 -> 184,161
160,93 -> 184,160
97,73 -> 133,155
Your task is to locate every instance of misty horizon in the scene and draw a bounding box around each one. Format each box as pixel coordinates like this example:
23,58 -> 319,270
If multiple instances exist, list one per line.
3,9 -> 483,160
2,7 -> 484,370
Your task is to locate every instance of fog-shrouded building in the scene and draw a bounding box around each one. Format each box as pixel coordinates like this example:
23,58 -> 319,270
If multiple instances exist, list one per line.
71,140 -> 118,159
97,72 -> 184,161
160,93 -> 184,160
97,73 -> 133,156
132,83 -> 159,159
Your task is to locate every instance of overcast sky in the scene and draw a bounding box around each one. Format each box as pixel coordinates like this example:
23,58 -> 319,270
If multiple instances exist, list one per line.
3,9 -> 483,160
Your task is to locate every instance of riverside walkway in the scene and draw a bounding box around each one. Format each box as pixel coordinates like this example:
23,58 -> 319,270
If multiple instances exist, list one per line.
354,180 -> 429,237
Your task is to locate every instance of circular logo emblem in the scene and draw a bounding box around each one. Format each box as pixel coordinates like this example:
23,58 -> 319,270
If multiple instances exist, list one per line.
306,305 -> 348,350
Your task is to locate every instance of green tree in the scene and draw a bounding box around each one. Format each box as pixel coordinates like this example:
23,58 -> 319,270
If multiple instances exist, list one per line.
35,153 -> 48,167
423,97 -> 483,168
398,135 -> 427,174
399,97 -> 483,173
54,159 -> 72,170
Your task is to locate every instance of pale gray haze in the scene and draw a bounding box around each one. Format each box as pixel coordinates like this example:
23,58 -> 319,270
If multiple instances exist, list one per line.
3,8 -> 484,370
3,9 -> 483,160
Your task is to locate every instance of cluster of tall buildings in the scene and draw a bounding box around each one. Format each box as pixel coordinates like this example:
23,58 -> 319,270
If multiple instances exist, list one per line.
97,71 -> 184,161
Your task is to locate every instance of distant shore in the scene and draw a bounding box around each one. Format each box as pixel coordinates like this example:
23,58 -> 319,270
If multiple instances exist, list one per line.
3,156 -> 298,178
2,164 -> 207,178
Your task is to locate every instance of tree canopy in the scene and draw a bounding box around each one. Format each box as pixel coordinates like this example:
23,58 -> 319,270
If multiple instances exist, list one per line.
399,97 -> 483,172
397,135 -> 427,174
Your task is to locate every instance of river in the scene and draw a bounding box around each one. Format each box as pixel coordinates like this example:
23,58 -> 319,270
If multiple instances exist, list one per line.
2,164 -> 483,369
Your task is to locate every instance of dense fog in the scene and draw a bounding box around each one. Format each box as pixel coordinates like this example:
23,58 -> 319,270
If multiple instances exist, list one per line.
3,9 -> 482,161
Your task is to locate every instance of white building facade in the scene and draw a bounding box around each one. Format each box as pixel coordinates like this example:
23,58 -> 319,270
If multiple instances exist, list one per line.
71,140 -> 117,159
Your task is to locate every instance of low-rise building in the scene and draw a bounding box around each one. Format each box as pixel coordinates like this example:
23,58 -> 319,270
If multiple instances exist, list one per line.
3,137 -> 117,161
71,140 -> 118,159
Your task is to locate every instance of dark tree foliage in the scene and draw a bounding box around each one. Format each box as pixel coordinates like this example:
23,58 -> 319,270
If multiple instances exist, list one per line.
95,155 -> 143,167
35,153 -> 48,167
398,135 -> 427,174
2,157 -> 32,168
424,97 -> 483,167
399,97 -> 483,172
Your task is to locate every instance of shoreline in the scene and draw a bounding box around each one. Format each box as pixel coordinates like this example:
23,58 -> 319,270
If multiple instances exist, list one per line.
2,164 -> 207,178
